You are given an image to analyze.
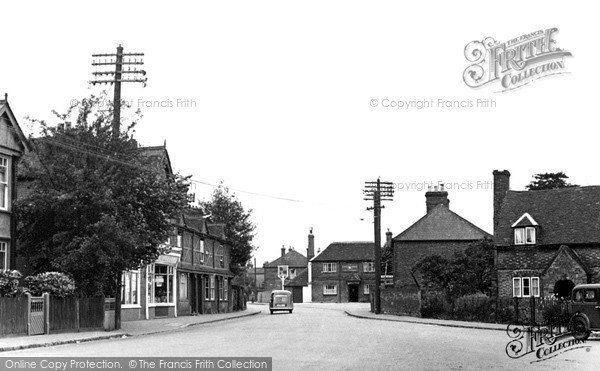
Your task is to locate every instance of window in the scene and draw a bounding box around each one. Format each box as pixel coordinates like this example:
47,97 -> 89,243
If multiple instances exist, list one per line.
147,264 -> 174,304
364,262 -> 375,273
512,276 -> 540,298
223,278 -> 228,301
200,240 -> 205,263
205,276 -> 210,301
0,241 -> 7,270
121,271 -> 139,305
176,234 -> 182,248
219,276 -> 226,300
216,245 -> 224,268
207,245 -> 213,264
514,227 -> 536,245
323,284 -> 337,295
289,268 -> 297,279
323,263 -> 337,273
364,284 -> 371,295
210,275 -> 215,300
584,289 -> 597,302
0,157 -> 8,210
179,273 -> 188,301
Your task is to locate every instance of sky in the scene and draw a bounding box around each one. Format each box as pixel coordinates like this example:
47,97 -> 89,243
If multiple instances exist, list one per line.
1,1 -> 597,266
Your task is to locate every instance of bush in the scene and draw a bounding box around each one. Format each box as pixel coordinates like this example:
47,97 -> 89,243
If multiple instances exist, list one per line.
453,293 -> 494,322
24,272 -> 75,297
0,270 -> 22,297
420,292 -> 451,319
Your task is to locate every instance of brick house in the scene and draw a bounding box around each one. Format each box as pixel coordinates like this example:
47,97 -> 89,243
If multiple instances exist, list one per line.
310,242 -> 375,303
260,228 -> 314,303
121,146 -> 236,320
0,97 -> 30,270
392,187 -> 491,289
493,170 -> 600,299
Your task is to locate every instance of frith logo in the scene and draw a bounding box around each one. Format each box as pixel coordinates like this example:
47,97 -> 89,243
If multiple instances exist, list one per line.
463,28 -> 572,92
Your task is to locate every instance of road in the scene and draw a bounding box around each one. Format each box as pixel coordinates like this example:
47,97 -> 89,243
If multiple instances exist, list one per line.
3,303 -> 599,370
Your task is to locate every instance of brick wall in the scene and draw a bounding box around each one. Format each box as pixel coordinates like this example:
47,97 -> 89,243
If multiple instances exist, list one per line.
380,287 -> 421,316
310,261 -> 375,302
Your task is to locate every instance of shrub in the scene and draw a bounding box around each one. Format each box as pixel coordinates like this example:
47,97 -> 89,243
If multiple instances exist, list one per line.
24,272 -> 75,297
0,270 -> 22,297
453,293 -> 494,322
420,292 -> 451,319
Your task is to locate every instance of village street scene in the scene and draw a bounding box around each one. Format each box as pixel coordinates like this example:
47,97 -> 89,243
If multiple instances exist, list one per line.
1,1 -> 600,371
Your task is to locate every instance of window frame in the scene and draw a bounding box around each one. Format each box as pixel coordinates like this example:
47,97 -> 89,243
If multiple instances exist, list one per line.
200,240 -> 205,263
147,264 -> 175,304
223,277 -> 228,301
514,227 -> 536,245
322,263 -> 337,273
121,270 -> 140,307
323,284 -> 337,295
0,156 -> 8,210
363,262 -> 375,273
512,276 -> 540,298
0,241 -> 8,271
363,284 -> 371,295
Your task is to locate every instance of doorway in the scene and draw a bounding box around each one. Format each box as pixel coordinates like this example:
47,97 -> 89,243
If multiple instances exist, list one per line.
348,284 -> 359,302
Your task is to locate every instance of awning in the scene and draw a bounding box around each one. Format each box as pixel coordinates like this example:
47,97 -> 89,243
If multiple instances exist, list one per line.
155,254 -> 180,267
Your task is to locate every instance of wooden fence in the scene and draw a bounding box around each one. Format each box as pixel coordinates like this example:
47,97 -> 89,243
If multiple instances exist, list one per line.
0,296 -> 28,336
0,295 -> 105,337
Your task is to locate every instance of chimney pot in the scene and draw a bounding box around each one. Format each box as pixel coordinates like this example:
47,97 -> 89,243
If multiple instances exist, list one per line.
425,188 -> 450,213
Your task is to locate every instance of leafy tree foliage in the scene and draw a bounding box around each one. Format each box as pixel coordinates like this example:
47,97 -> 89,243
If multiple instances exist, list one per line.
526,172 -> 578,190
381,241 -> 393,275
200,185 -> 256,275
24,272 -> 75,298
16,95 -> 190,295
413,238 -> 494,300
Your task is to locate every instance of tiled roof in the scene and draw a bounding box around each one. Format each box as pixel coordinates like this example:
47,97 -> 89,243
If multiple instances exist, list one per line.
311,242 -> 374,262
207,224 -> 226,239
286,268 -> 308,286
264,249 -> 307,267
394,205 -> 491,241
495,187 -> 600,247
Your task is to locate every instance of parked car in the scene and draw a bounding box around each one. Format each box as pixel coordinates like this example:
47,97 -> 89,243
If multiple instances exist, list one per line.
570,283 -> 600,340
269,290 -> 293,314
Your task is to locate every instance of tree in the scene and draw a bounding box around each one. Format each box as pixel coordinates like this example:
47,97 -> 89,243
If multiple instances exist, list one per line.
199,185 -> 256,275
526,172 -> 578,190
16,94 -> 190,297
413,238 -> 494,300
381,242 -> 393,276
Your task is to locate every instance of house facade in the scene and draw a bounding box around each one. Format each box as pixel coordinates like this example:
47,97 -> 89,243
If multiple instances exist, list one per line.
260,229 -> 314,303
393,187 -> 491,289
0,97 -> 30,270
121,146 -> 236,320
493,170 -> 600,299
310,242 -> 375,303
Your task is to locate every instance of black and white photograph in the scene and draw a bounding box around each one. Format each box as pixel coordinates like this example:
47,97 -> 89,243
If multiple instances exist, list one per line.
1,1 -> 599,370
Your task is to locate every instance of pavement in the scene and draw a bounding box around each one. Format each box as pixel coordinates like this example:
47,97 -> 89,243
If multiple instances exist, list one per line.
0,309 -> 260,353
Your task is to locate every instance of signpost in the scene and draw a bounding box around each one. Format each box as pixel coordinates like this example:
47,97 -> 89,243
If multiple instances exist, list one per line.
277,265 -> 289,290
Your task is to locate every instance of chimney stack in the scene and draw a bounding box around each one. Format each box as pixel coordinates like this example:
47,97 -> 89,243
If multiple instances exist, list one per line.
385,229 -> 392,246
493,170 -> 511,235
425,186 -> 450,213
281,245 -> 286,257
307,227 -> 315,261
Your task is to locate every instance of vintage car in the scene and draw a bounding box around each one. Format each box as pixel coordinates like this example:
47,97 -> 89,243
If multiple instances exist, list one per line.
570,283 -> 600,340
269,290 -> 293,314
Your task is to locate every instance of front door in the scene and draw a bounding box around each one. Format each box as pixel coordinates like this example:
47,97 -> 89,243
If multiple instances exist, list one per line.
348,284 -> 359,302
292,287 -> 303,303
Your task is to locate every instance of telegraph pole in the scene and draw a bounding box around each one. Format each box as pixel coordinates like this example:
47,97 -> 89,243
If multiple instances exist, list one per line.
364,178 -> 394,314
90,45 -> 147,137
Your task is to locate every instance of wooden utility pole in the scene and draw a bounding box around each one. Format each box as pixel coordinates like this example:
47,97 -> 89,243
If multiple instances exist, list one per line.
364,179 -> 394,314
90,45 -> 147,137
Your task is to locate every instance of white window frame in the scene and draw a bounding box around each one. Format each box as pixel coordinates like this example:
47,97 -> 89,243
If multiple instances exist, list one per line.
289,268 -> 297,279
223,277 -> 228,301
364,262 -> 375,273
121,270 -> 141,307
205,275 -> 211,301
323,263 -> 337,273
0,156 -> 8,211
514,227 -> 536,245
147,264 -> 175,304
200,240 -> 205,263
0,241 -> 7,270
210,275 -> 215,300
512,276 -> 540,298
323,284 -> 337,295
216,245 -> 224,268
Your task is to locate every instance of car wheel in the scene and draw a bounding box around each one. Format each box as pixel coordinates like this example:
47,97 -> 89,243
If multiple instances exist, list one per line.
289,310 -> 293,314
270,310 -> 274,315
571,316 -> 591,340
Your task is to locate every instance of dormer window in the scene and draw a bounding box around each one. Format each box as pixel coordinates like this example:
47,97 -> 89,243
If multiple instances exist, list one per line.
512,212 -> 538,245
514,227 -> 536,245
